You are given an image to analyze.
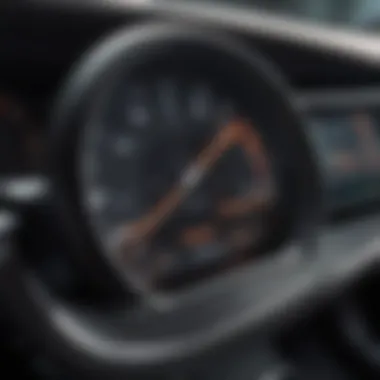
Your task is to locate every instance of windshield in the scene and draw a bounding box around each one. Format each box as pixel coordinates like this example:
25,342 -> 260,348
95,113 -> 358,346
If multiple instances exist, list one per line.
197,0 -> 380,30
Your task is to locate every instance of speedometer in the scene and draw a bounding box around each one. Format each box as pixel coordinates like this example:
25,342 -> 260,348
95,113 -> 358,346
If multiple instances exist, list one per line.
81,76 -> 277,290
51,24 -> 320,295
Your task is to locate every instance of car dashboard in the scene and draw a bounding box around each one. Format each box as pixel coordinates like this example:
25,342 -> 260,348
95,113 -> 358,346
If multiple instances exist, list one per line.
2,1 -> 380,379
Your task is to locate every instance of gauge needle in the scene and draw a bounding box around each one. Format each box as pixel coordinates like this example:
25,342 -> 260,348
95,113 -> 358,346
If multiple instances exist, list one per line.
121,120 -> 240,248
218,121 -> 275,218
233,120 -> 270,176
218,186 -> 274,218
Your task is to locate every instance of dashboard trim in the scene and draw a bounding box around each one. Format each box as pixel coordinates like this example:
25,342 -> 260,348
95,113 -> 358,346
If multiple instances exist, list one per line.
1,210 -> 380,373
298,87 -> 380,110
27,0 -> 380,69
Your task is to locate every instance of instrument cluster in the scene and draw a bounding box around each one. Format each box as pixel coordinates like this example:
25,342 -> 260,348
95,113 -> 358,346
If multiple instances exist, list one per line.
2,25 -> 380,298
3,23 -> 380,295
49,24 -> 318,295
80,74 -> 278,291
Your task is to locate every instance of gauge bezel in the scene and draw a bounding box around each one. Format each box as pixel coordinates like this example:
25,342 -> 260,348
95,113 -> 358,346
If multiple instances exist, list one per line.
50,23 -> 321,298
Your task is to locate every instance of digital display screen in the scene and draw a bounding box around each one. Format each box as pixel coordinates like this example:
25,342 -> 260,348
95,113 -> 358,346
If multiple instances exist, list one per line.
309,111 -> 380,210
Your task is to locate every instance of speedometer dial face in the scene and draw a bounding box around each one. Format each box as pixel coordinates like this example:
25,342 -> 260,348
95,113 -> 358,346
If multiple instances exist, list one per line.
52,26 -> 321,297
81,74 -> 277,291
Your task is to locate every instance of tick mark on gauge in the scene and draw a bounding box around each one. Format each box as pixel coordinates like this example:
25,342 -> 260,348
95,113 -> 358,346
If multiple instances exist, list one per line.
88,188 -> 109,212
126,105 -> 150,129
114,137 -> 138,158
189,85 -> 213,122
158,79 -> 179,123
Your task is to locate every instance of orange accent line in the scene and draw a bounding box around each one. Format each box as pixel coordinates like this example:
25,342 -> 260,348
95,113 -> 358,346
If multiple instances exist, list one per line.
234,121 -> 270,176
121,120 -> 240,248
217,120 -> 273,218
218,186 -> 273,218
120,119 -> 274,254
180,224 -> 216,247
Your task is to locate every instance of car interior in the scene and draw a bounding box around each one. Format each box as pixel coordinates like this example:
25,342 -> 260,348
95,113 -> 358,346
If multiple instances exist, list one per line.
2,0 -> 380,379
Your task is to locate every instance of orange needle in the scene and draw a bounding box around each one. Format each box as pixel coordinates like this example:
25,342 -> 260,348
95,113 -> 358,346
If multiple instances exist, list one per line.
217,120 -> 274,218
232,120 -> 271,176
121,120 -> 241,248
218,186 -> 273,218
